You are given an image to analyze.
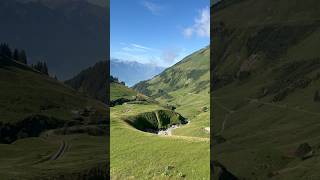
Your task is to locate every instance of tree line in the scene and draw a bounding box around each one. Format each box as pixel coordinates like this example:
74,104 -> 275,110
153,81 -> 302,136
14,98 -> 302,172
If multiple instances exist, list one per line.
110,75 -> 126,86
0,43 -> 27,64
0,43 -> 49,75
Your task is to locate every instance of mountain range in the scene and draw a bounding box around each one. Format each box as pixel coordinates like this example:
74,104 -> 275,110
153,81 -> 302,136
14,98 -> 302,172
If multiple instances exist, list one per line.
111,59 -> 165,87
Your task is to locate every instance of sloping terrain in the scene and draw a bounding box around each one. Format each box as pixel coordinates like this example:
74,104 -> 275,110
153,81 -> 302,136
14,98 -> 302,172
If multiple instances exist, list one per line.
65,61 -> 107,103
134,46 -> 210,138
111,47 -> 210,179
0,56 -> 107,179
110,87 -> 209,179
212,0 -> 320,179
110,77 -> 137,101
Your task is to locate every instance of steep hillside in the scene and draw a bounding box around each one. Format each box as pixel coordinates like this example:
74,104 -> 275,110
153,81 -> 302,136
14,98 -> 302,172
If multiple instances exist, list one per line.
0,56 -> 107,179
111,59 -> 164,87
65,61 -> 107,103
65,60 -> 143,103
133,47 -> 210,137
134,47 -> 209,97
110,81 -> 137,101
212,0 -> 320,179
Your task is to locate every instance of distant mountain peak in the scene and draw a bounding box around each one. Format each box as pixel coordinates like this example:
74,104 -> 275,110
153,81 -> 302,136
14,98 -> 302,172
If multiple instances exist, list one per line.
111,60 -> 165,87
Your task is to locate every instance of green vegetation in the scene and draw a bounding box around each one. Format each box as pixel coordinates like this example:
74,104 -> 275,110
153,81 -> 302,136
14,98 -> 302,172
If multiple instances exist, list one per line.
212,0 -> 320,179
111,47 -> 210,179
65,61 -> 108,103
0,56 -> 107,179
110,82 -> 137,101
31,61 -> 49,75
0,43 -> 27,64
134,46 -> 210,138
110,103 -> 209,179
125,109 -> 187,132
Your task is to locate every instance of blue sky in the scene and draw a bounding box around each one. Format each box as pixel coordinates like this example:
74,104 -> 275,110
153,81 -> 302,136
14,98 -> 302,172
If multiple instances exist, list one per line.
111,0 -> 210,67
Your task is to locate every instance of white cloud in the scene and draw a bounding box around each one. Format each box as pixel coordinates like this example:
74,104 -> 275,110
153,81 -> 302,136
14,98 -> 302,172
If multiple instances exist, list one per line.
183,27 -> 194,38
121,43 -> 157,53
122,47 -> 146,53
141,0 -> 162,15
183,7 -> 210,38
113,43 -> 187,67
114,51 -> 161,65
113,43 -> 160,65
131,43 -> 154,51
161,48 -> 182,64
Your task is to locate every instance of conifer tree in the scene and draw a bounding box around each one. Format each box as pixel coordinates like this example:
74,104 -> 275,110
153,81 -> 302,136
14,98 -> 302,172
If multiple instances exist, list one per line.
13,49 -> 19,61
43,62 -> 48,75
19,50 -> 27,64
32,61 -> 49,75
0,43 -> 12,59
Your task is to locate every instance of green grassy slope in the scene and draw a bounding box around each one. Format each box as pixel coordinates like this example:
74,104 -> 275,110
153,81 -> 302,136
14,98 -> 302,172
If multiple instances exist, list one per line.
111,47 -> 210,179
133,47 -> 210,138
65,61 -> 107,103
0,56 -> 107,179
110,102 -> 209,179
212,0 -> 320,179
110,82 -> 137,101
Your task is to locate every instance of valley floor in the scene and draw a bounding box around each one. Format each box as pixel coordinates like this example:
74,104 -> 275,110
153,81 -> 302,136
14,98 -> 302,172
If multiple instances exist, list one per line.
110,103 -> 210,179
0,134 -> 107,179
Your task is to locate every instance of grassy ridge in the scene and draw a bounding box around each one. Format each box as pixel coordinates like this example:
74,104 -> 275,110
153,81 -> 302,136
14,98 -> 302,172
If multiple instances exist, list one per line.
110,82 -> 137,101
212,0 -> 320,179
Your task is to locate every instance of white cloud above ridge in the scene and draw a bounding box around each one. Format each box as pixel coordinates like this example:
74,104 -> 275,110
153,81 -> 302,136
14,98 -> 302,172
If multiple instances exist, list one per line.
131,43 -> 154,51
113,43 -> 188,67
183,6 -> 210,38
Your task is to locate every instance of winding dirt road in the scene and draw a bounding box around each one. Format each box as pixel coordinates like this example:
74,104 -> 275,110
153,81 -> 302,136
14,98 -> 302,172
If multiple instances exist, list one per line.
50,140 -> 69,160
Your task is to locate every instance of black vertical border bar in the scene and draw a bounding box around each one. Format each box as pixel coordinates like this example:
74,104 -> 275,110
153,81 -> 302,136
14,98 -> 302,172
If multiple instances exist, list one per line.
106,0 -> 110,179
210,1 -> 214,180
